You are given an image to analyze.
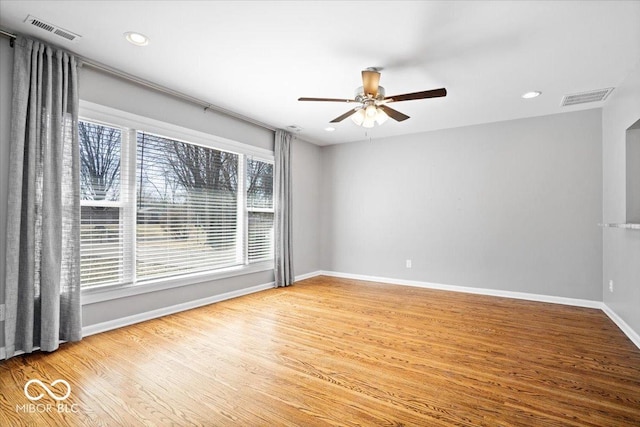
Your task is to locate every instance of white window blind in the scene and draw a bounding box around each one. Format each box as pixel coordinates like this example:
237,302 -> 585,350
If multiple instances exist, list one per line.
136,132 -> 241,281
79,121 -> 127,287
78,115 -> 274,290
246,158 -> 274,262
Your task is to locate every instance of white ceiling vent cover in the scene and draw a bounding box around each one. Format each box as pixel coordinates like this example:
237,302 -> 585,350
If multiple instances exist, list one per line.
24,15 -> 81,43
561,88 -> 614,107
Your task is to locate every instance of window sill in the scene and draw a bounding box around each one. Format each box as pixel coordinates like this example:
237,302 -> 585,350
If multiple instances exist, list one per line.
598,223 -> 640,230
81,261 -> 274,305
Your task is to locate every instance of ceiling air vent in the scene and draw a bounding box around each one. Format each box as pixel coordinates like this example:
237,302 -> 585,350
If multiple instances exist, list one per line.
286,125 -> 303,133
24,15 -> 81,43
561,88 -> 614,107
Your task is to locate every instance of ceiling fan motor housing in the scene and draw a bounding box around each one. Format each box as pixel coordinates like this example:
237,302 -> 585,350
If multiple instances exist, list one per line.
355,86 -> 386,104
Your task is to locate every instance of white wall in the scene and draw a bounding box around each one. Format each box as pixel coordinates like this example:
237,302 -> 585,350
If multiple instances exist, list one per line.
602,61 -> 640,333
321,109 -> 603,300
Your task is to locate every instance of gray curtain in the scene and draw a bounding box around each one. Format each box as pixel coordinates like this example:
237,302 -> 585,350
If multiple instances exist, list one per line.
274,130 -> 294,287
3,36 -> 82,360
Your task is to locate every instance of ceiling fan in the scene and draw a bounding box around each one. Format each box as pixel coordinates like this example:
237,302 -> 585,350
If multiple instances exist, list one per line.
298,68 -> 447,128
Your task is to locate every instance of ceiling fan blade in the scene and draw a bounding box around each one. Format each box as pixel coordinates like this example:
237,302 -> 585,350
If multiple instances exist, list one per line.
298,97 -> 356,103
379,105 -> 410,122
330,109 -> 358,123
385,88 -> 447,102
362,70 -> 381,96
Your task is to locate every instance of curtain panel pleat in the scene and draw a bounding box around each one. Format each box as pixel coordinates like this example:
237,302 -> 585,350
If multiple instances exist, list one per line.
274,130 -> 294,287
3,36 -> 82,360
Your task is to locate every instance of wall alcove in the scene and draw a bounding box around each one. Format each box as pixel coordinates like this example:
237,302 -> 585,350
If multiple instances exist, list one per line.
599,118 -> 640,230
626,118 -> 640,223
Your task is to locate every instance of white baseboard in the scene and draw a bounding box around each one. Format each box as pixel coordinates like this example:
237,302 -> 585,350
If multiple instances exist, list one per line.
601,304 -> 640,349
294,270 -> 323,282
82,281 -> 274,337
8,271 -> 638,354
81,271 -> 322,338
309,270 -> 639,350
317,270 -> 603,308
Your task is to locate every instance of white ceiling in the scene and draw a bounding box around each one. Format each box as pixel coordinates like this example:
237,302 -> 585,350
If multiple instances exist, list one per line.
1,1 -> 639,145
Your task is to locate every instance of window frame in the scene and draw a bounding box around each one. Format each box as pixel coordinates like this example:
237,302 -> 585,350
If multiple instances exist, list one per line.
79,101 -> 274,305
245,158 -> 275,264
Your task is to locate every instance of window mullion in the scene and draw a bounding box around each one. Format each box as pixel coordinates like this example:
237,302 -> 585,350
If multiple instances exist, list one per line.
236,154 -> 247,265
121,128 -> 137,284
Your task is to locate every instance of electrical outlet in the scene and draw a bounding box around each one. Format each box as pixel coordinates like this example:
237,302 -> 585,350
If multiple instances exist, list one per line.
608,280 -> 614,293
406,259 -> 412,269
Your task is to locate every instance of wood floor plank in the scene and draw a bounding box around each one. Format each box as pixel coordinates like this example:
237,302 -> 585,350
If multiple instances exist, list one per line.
1,276 -> 639,426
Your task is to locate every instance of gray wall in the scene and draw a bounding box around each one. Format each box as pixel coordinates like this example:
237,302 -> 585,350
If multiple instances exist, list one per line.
0,51 -> 323,332
291,137 -> 323,277
1,33 -> 635,343
603,62 -> 640,333
80,67 -> 273,152
0,39 -> 12,352
79,67 -> 278,327
626,128 -> 640,223
320,109 -> 603,300
78,68 -> 326,327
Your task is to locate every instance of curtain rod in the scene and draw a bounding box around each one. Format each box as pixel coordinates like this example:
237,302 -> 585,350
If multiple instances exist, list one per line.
0,28 -> 276,132
1,29 -> 15,43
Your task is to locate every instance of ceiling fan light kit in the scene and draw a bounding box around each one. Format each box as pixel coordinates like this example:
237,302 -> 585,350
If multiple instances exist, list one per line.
351,105 -> 388,127
298,69 -> 447,128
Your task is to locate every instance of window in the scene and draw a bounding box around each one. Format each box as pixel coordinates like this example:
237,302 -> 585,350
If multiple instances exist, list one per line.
79,111 -> 274,290
246,158 -> 274,263
79,121 -> 126,287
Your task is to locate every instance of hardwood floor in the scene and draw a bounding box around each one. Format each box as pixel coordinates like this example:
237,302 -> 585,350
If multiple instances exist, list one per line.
1,276 -> 639,426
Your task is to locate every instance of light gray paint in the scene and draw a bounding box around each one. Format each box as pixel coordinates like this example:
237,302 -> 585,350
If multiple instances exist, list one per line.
80,68 -> 273,152
82,271 -> 273,326
1,34 -> 634,344
77,67 -> 282,327
291,137 -> 323,277
603,62 -> 640,334
321,109 -> 603,300
626,127 -> 640,223
0,39 -> 13,349
81,67 -> 324,279
0,52 -> 324,333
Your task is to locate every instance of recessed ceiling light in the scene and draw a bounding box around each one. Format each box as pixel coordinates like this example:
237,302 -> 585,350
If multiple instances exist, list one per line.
124,31 -> 149,46
324,127 -> 336,132
522,91 -> 542,99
